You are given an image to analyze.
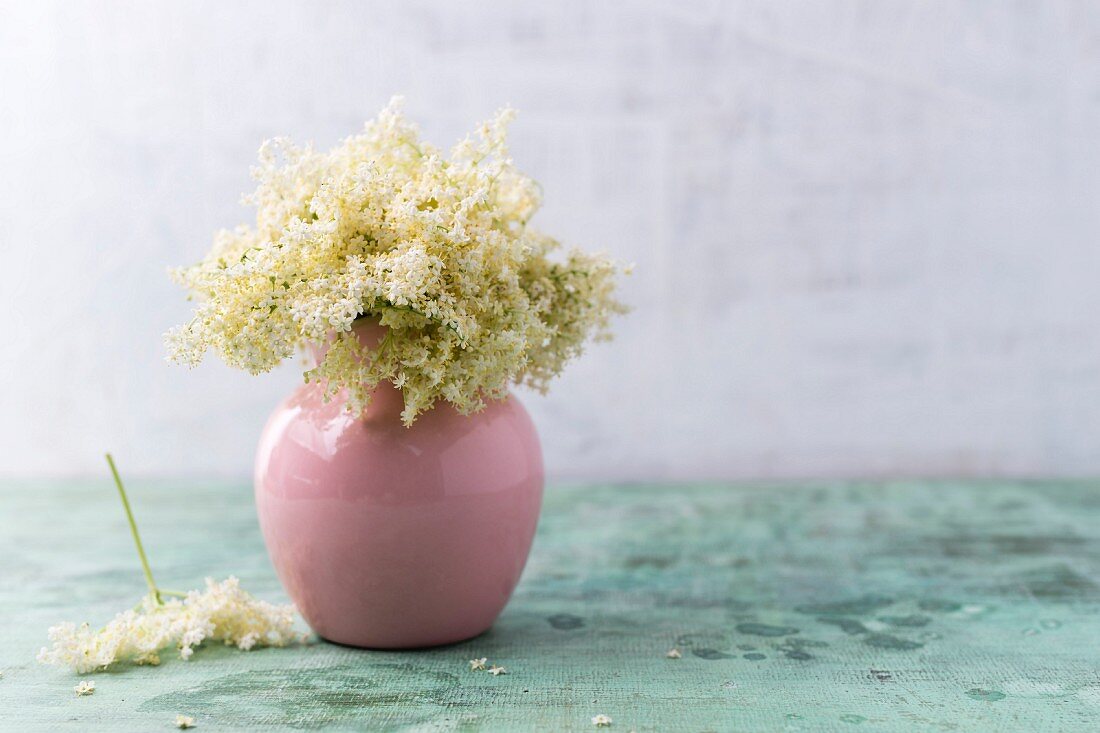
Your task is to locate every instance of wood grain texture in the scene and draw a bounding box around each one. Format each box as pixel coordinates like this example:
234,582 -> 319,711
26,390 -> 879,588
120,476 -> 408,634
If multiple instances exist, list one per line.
2,480 -> 1100,731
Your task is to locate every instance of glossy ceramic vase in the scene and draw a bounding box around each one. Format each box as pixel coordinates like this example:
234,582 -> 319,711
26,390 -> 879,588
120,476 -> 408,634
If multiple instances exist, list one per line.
254,320 -> 544,648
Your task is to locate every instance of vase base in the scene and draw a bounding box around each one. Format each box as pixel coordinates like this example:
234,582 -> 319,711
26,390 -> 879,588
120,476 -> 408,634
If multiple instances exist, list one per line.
317,626 -> 492,651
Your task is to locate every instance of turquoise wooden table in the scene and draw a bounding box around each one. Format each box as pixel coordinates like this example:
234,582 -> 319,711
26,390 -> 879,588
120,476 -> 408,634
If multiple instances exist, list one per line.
2,480 -> 1099,731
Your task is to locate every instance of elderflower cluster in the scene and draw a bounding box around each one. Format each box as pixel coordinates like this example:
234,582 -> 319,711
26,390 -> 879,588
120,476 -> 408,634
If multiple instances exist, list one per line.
37,577 -> 299,673
166,97 -> 628,425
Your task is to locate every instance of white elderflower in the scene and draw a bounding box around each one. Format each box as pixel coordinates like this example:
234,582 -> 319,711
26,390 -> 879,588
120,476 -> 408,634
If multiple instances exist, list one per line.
74,680 -> 95,696
487,665 -> 507,676
468,658 -> 487,671
38,578 -> 299,674
39,456 -> 303,675
175,714 -> 195,729
167,96 -> 628,426
592,713 -> 612,726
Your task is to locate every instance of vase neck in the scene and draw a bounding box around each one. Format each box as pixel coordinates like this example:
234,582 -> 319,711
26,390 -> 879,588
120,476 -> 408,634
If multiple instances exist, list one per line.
309,317 -> 405,420
309,316 -> 388,367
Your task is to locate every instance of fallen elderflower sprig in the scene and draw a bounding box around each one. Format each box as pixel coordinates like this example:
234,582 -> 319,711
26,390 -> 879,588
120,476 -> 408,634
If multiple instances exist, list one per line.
37,455 -> 302,674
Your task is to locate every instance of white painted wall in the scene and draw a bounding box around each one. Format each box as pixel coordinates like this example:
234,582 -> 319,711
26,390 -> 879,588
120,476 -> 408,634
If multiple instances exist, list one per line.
2,1 -> 1098,480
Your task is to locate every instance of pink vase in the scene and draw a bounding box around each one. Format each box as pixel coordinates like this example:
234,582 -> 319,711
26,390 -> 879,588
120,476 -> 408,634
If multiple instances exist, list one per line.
254,320 -> 544,648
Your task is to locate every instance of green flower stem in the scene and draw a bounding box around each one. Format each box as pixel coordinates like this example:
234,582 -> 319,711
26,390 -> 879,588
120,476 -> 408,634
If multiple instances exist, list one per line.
105,453 -> 163,605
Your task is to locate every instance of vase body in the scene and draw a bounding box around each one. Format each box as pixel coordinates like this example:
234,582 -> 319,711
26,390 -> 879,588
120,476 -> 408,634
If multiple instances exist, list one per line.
254,322 -> 544,648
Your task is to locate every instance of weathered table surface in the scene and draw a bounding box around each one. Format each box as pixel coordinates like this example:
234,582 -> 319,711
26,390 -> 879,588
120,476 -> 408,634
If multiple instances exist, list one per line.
2,480 -> 1100,731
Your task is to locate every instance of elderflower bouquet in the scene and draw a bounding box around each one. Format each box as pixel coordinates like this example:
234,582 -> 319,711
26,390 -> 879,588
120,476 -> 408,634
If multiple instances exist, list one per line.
166,97 -> 627,424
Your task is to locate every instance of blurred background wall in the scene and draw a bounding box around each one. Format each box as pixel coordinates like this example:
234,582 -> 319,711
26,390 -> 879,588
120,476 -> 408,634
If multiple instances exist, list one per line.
2,1 -> 1098,481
